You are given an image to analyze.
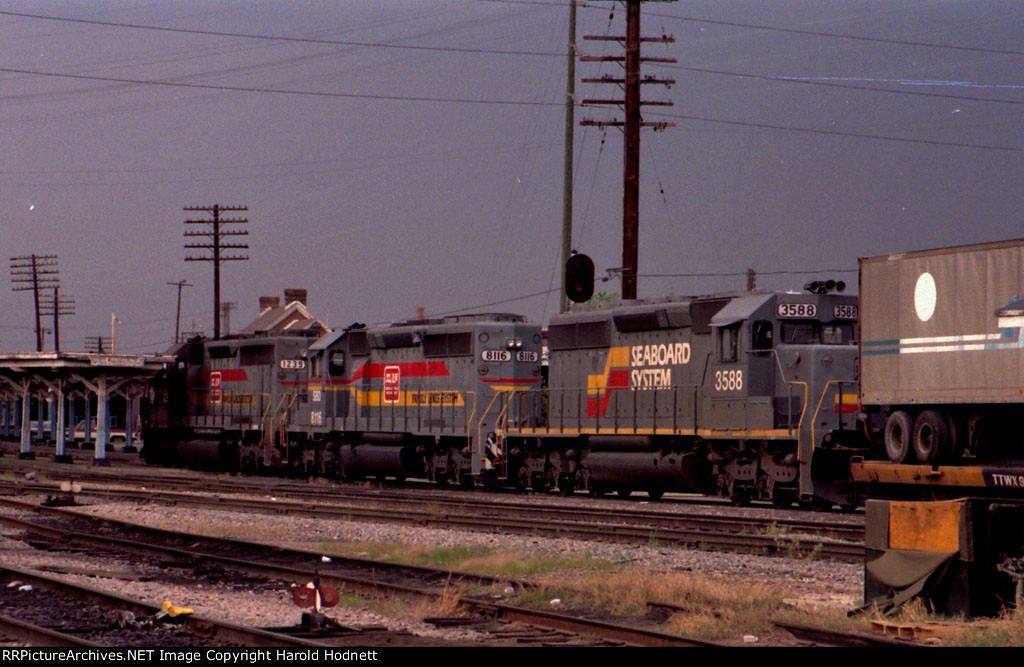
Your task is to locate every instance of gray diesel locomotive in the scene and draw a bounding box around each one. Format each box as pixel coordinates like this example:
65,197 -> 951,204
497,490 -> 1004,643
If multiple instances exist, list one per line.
505,287 -> 865,507
143,313 -> 544,487
143,287 -> 868,507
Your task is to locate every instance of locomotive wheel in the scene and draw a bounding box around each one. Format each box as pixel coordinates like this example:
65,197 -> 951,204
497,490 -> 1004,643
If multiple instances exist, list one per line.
730,488 -> 751,507
884,411 -> 915,463
574,467 -> 591,493
616,488 -> 632,499
771,490 -> 795,509
516,465 -> 530,491
913,410 -> 949,465
646,489 -> 664,501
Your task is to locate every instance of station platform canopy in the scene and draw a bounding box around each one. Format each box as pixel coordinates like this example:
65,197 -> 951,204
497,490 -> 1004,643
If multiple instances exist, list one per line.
0,351 -> 173,464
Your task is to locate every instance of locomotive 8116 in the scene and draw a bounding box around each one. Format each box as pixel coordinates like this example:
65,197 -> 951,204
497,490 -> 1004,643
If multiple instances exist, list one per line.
143,284 -> 869,507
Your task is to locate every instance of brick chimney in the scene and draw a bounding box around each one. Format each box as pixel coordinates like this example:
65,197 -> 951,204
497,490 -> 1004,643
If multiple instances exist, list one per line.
283,288 -> 307,306
259,296 -> 280,313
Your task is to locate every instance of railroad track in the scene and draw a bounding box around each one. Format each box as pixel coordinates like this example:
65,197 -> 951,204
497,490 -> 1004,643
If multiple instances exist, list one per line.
0,565 -> 330,647
0,496 -> 717,647
0,475 -> 865,562
772,621 -> 922,647
1,444 -> 869,517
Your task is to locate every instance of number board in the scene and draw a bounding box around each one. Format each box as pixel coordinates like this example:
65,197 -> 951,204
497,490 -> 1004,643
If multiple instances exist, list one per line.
833,304 -> 858,320
777,303 -> 817,319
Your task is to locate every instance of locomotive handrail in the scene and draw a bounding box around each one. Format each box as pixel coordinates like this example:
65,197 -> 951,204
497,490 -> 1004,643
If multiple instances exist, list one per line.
465,389 -> 477,448
541,384 -> 702,435
810,380 -> 845,457
279,390 -> 301,466
771,348 -> 808,436
790,381 -> 809,439
475,389 -> 508,474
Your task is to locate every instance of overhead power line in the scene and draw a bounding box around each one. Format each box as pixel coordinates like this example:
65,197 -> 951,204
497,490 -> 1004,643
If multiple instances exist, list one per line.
648,11 -> 1024,57
670,64 -> 1024,107
0,66 -> 563,107
482,2 -> 1024,57
647,109 -> 1024,154
0,10 -> 563,58
427,287 -> 561,317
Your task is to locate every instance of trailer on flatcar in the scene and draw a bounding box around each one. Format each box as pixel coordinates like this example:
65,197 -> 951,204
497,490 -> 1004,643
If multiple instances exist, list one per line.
853,238 -> 1024,497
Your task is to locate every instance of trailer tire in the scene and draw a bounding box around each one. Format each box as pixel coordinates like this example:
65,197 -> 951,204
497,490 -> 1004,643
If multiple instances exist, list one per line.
913,410 -> 949,465
884,411 -> 914,463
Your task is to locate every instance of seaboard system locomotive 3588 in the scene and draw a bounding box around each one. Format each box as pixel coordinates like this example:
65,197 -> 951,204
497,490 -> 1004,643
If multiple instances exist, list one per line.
142,283 -> 869,508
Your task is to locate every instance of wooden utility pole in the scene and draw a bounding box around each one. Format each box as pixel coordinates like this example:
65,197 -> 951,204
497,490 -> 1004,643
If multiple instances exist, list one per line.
10,254 -> 59,351
39,286 -> 75,352
580,1 -> 675,300
184,205 -> 249,340
85,336 -> 111,353
167,279 -> 193,343
560,0 -> 577,313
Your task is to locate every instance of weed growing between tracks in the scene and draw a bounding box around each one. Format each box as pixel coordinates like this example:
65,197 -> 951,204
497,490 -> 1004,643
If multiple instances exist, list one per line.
946,610 -> 1024,646
308,541 -> 613,576
763,523 -> 824,560
519,569 -> 873,642
871,598 -> 1024,647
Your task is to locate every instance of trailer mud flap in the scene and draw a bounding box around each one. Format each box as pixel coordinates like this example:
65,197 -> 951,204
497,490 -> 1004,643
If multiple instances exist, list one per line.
860,498 -> 1024,618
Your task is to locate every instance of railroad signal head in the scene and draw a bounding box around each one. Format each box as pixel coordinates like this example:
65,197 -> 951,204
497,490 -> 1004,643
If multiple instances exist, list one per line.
565,253 -> 595,303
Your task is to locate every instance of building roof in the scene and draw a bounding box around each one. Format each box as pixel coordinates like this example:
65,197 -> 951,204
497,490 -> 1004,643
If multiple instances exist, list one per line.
239,298 -> 330,337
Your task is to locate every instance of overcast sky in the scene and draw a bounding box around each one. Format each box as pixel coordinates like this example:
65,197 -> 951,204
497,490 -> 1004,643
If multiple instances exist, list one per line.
1,1 -> 1021,353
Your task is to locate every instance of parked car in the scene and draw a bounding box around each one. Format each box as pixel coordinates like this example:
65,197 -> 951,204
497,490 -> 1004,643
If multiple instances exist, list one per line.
73,419 -> 139,448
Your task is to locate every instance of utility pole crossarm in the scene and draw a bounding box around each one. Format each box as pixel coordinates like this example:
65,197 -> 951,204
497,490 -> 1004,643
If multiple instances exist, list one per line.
10,254 -> 61,351
183,204 -> 250,340
577,0 -> 677,301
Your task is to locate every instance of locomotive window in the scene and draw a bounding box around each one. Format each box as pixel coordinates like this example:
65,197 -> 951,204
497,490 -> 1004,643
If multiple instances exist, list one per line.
423,334 -> 446,357
329,350 -> 345,374
240,345 -> 274,366
423,332 -> 473,357
717,324 -> 739,362
613,310 -> 670,332
691,299 -> 729,334
547,323 -> 577,350
447,332 -> 472,356
781,323 -> 816,344
379,332 -> 416,348
577,321 -> 610,348
822,324 -> 855,345
187,343 -> 204,366
751,321 -> 773,350
348,331 -> 369,356
208,345 -> 236,359
780,323 -> 855,345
